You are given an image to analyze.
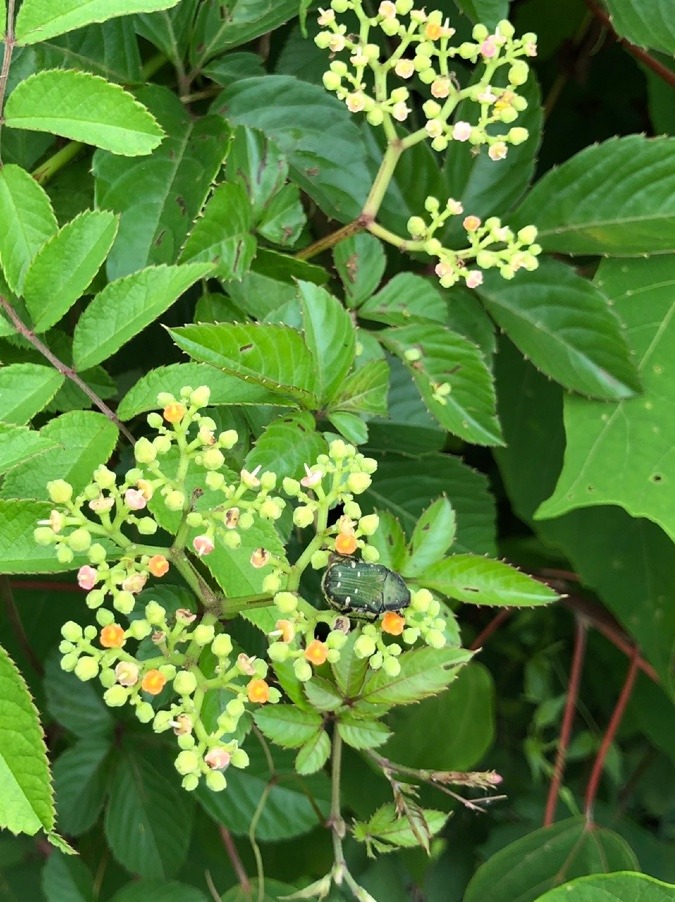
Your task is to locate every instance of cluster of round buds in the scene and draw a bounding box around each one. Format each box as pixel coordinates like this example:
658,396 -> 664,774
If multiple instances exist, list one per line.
316,3 -> 535,159
266,592 -> 351,682
59,601 -> 280,791
352,588 -> 448,675
407,197 -> 541,289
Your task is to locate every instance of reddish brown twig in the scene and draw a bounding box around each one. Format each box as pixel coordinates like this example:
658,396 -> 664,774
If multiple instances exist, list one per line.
468,609 -> 512,651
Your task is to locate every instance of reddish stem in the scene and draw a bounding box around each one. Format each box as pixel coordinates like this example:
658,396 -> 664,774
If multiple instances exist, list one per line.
469,609 -> 511,651
544,618 -> 587,826
584,644 -> 640,820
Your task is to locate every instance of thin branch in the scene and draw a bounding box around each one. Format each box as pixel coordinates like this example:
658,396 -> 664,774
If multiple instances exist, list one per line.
0,576 -> 44,676
469,609 -> 511,651
584,0 -> 675,88
584,643 -> 640,820
544,617 -> 587,826
220,827 -> 251,896
0,0 -> 17,157
0,294 -> 135,445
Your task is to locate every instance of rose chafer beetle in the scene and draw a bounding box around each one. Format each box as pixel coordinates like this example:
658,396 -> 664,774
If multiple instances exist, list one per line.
321,555 -> 411,619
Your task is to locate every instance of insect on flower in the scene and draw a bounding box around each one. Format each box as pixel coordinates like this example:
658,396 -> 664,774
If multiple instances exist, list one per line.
321,554 -> 411,619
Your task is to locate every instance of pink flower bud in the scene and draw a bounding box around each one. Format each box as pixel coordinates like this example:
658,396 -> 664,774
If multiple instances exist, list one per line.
122,572 -> 147,594
452,121 -> 472,142
481,37 -> 497,58
77,566 -> 98,591
205,747 -> 231,770
193,535 -> 215,557
465,271 -> 484,289
124,489 -> 147,510
300,464 -> 323,488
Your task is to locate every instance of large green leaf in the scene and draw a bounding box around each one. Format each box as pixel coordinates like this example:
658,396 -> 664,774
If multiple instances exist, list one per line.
110,880 -> 209,902
0,423 -> 55,476
359,273 -> 447,327
360,647 -> 472,706
41,851 -> 94,902
537,256 -> 675,542
105,749 -> 194,880
169,322 -> 319,408
363,452 -> 496,555
403,496 -> 457,577
535,871 -> 675,901
0,163 -> 58,293
334,233 -> 386,309
196,742 -> 330,841
93,86 -> 231,279
464,817 -> 638,902
494,339 -> 675,695
297,281 -> 355,404
215,76 -> 370,222
0,644 -> 55,835
15,0 -> 180,45
189,0 -> 298,67
604,0 -> 675,55
380,323 -> 502,445
53,739 -> 111,837
0,410 -> 119,501
511,136 -> 675,255
0,500 -> 84,574
117,363 -> 298,420
253,706 -> 323,749
245,411 -> 327,481
23,210 -> 119,333
453,0 -> 509,28
332,360 -> 389,418
37,18 -> 143,83
478,259 -> 640,399
0,363 -> 64,425
383,662 -> 494,770
72,262 -> 211,370
179,182 -> 256,281
4,70 -> 164,156
135,0 -> 199,64
421,554 -> 559,607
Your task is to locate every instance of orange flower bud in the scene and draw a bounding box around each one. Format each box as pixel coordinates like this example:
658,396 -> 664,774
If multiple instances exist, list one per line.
335,533 -> 357,556
275,620 -> 295,643
424,22 -> 442,40
141,669 -> 167,695
304,639 -> 328,666
100,624 -> 126,648
148,554 -> 169,577
247,678 -> 270,704
163,402 -> 186,423
381,611 -> 406,636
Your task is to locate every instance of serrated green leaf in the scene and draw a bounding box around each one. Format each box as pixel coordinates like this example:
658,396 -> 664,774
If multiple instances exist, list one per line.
329,631 -> 370,699
23,210 -> 118,333
179,182 -> 256,281
511,136 -> 675,255
363,452 -> 496,556
110,880 -> 210,902
227,126 -> 289,221
215,76 -> 370,223
0,644 -> 55,836
0,423 -> 56,476
331,360 -> 389,418
333,233 -> 386,309
360,647 -> 472,706
258,184 -> 305,247
0,364 -> 64,425
0,500 -> 82,574
337,715 -> 391,751
41,849 -> 94,902
384,662 -> 494,770
364,511 -> 407,572
327,410 -> 368,445
380,323 -> 502,445
72,262 -> 211,370
604,0 -> 675,55
53,739 -> 111,837
245,411 -> 327,481
253,706 -> 323,749
37,18 -> 143,83
295,729 -> 330,775
421,554 -> 559,607
0,163 -> 58,293
0,410 -> 118,501
359,273 -> 447,327
117,363 -> 298,420
463,817 -> 638,902
536,256 -> 675,543
298,281 -> 355,403
451,0 -> 508,28
4,70 -> 164,156
353,803 -> 449,853
303,676 -> 345,712
536,872 -> 675,901
93,87 -> 231,279
105,750 -> 194,880
16,0 -> 179,44
189,0 -> 298,66
403,496 -> 456,577
196,742 -> 330,841
135,0 -> 200,64
479,260 -> 641,399
169,322 -> 319,407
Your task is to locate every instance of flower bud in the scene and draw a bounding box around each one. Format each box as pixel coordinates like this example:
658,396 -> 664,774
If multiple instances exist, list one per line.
212,633 -> 233,657
346,472 -> 371,494
205,771 -> 227,791
175,750 -> 200,776
293,505 -> 315,529
190,385 -> 211,407
34,526 -> 55,546
47,479 -> 73,503
517,225 -> 538,245
165,490 -> 185,511
358,514 -> 379,535
508,61 -> 529,86
194,623 -> 215,646
134,437 -> 156,464
75,656 -> 99,681
508,127 -> 528,145
293,658 -> 313,682
354,635 -> 377,658
104,685 -> 129,707
174,671 -> 198,695
222,530 -> 241,550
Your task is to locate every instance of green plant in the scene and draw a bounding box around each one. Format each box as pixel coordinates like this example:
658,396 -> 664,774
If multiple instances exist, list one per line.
1,0 -> 675,900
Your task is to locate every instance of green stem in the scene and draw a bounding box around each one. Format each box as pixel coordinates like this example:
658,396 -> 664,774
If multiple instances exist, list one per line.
32,142 -> 85,185
329,728 -> 347,883
361,141 -> 404,219
294,219 -> 365,262
367,220 -> 426,251
0,0 -> 17,159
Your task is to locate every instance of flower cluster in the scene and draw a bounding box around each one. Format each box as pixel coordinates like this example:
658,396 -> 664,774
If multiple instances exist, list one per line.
316,1 -> 536,158
59,602 -> 280,791
407,197 -> 541,289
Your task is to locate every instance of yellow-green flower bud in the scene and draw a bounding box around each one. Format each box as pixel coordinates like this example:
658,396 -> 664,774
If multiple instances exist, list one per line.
329,439 -> 349,459
283,477 -> 300,495
89,543 -> 107,564
497,19 -> 515,38
61,653 -> 78,672
193,623 -> 215,646
230,748 -> 250,769
517,225 -> 538,244
145,600 -> 166,624
206,771 -> 227,792
175,750 -> 200,776
293,505 -> 315,528
212,633 -> 233,657
407,216 -> 426,238
293,658 -> 313,682
136,702 -> 155,723
366,108 -> 385,127
153,711 -> 174,732
113,591 -> 135,615
181,774 -> 200,791
61,621 -> 83,642
354,634 -> 377,658
424,238 -> 443,255
361,545 -> 380,563
268,641 -> 290,662
311,550 -> 330,570
425,628 -> 446,648
174,671 -> 198,695
509,127 -> 529,145
223,530 -> 241,550
134,437 -> 156,464
177,733 -> 196,749
56,545 -> 74,565
201,447 -> 225,471
260,498 -> 283,520
47,479 -> 73,503
458,41 -> 478,59
346,472 -> 372,494
165,490 -> 185,511
508,61 -> 529,86
68,528 -> 91,552
153,435 -> 172,455
190,385 -> 211,407
226,697 -> 245,718
382,656 -> 401,677
472,24 -> 489,41
128,619 -> 152,640
104,686 -> 128,707
262,573 -> 282,594
75,656 -> 99,681
323,70 -> 341,91
147,412 -> 163,429
34,526 -> 55,546
94,466 -> 116,489
275,592 -> 298,614
358,514 -> 379,535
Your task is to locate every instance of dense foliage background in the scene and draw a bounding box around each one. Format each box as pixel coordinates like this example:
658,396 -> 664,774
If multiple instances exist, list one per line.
1,0 -> 674,900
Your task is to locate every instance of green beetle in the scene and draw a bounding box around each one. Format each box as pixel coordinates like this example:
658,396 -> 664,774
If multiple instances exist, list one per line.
321,555 -> 411,619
